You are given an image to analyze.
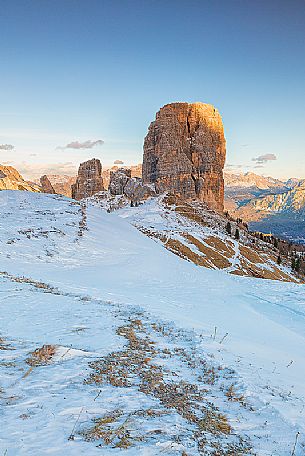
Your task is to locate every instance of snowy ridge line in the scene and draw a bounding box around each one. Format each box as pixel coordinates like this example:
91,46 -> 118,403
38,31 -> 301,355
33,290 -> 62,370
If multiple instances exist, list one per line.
113,194 -> 299,282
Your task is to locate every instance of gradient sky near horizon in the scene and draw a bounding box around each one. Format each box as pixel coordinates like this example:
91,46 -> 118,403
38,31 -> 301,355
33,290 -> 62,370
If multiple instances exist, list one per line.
0,0 -> 304,179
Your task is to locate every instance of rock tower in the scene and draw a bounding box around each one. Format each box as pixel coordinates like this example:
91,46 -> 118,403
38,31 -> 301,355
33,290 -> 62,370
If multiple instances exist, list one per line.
40,175 -> 56,194
142,102 -> 226,211
71,158 -> 104,200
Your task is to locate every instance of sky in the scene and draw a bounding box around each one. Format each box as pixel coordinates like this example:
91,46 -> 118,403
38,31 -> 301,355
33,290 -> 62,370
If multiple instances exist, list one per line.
0,0 -> 304,180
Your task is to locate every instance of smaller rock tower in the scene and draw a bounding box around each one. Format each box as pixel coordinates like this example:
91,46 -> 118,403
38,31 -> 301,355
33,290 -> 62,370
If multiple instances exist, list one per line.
71,158 -> 104,200
40,175 -> 56,194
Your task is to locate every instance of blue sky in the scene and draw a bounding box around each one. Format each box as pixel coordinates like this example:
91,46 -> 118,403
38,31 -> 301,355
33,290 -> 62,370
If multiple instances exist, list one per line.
0,0 -> 304,179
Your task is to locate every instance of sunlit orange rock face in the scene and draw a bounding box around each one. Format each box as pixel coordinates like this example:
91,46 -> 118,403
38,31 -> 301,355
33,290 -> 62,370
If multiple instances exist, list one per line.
142,102 -> 226,212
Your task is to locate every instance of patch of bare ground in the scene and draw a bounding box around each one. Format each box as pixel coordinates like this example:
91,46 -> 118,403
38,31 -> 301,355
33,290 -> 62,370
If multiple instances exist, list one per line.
0,337 -> 14,350
139,198 -> 299,283
175,204 -> 209,226
85,319 -> 252,454
26,344 -> 57,366
239,245 -> 264,264
205,236 -> 235,259
225,384 -> 247,407
238,247 -> 297,282
164,195 -> 209,227
0,271 -> 60,293
76,203 -> 88,238
138,229 -> 212,267
81,408 -> 169,449
22,344 -> 57,379
0,336 -> 13,351
165,238 -> 212,268
184,234 -> 231,269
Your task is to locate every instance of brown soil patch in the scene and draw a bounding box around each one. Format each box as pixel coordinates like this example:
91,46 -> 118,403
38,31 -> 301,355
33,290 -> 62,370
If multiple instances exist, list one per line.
0,337 -> 12,351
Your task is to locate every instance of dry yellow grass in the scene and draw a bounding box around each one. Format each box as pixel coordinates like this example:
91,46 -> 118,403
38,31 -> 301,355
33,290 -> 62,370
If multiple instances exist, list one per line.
137,199 -> 298,283
165,238 -> 211,267
240,245 -> 264,264
26,344 -> 56,366
184,234 -> 231,269
205,236 -> 235,259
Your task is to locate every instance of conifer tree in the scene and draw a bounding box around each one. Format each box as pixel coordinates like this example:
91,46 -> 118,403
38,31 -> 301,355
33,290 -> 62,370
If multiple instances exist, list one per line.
295,257 -> 301,273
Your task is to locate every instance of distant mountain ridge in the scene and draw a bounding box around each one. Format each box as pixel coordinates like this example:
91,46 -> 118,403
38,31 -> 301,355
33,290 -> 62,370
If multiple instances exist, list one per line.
229,179 -> 305,244
224,171 -> 290,190
224,171 -> 301,212
249,179 -> 305,216
232,179 -> 305,220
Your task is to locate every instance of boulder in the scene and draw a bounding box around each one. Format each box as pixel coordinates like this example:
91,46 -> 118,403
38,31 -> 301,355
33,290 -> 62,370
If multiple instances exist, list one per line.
109,168 -> 131,195
124,177 -> 155,202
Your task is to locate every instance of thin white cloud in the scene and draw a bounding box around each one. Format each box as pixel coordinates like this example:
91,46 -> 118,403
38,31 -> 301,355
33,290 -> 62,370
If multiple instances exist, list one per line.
61,139 -> 104,150
224,164 -> 243,169
252,153 -> 277,164
0,144 -> 14,150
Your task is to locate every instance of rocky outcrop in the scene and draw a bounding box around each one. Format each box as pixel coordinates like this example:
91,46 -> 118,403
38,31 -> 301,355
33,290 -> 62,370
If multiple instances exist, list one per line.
102,164 -> 142,189
40,175 -> 56,194
109,168 -> 131,195
108,167 -> 154,202
143,102 -> 226,212
0,165 -> 40,192
124,178 -> 155,202
71,158 -> 104,200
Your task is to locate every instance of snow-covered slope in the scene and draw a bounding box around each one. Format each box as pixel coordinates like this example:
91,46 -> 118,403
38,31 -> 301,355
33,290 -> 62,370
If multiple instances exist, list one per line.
88,193 -> 297,282
0,191 -> 305,455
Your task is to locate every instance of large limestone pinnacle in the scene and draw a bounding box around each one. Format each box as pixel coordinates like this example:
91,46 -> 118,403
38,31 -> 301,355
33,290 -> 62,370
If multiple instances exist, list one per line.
142,102 -> 226,212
